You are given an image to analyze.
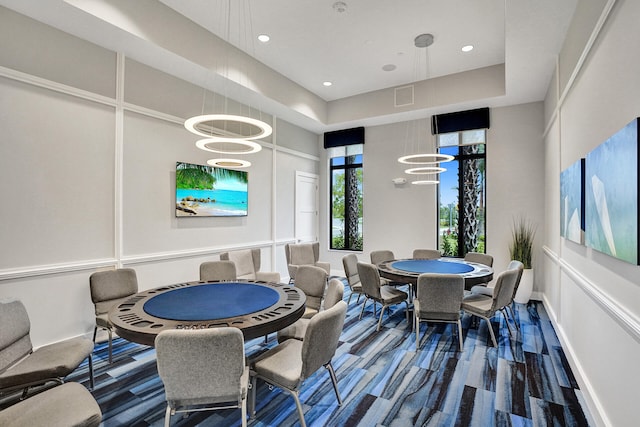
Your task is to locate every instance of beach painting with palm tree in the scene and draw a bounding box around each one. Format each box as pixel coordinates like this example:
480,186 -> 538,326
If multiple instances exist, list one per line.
175,161 -> 248,217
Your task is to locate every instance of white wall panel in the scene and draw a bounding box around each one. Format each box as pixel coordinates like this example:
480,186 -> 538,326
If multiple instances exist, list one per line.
0,77 -> 115,269
121,111 -> 275,256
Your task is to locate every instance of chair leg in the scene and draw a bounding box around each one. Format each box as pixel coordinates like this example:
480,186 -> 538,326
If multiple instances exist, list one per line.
92,326 -> 98,343
241,396 -> 248,427
506,305 -> 520,332
291,390 -> 307,427
415,317 -> 420,350
347,293 -> 353,305
249,374 -> 257,418
88,353 -> 95,390
164,404 -> 172,427
377,306 -> 387,331
107,328 -> 113,364
500,308 -> 516,336
480,315 -> 498,347
457,320 -> 464,351
359,298 -> 369,320
356,294 -> 361,304
325,362 -> 342,405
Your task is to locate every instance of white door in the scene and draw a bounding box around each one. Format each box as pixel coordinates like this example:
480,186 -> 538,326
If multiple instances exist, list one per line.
295,171 -> 319,243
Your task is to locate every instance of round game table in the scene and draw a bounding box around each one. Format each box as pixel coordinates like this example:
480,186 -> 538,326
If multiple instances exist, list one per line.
108,280 -> 306,346
377,258 -> 493,290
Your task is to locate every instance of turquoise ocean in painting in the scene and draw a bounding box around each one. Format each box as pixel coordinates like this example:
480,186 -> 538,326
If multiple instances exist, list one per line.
176,188 -> 248,216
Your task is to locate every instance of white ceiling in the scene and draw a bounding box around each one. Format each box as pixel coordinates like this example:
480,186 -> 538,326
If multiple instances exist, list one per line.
0,0 -> 578,132
159,0 -> 508,102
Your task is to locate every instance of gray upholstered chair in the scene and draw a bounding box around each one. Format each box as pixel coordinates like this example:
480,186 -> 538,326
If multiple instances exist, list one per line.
356,262 -> 409,331
471,260 -> 524,331
294,265 -> 328,319
277,278 -> 344,343
464,252 -> 494,267
464,252 -> 494,290
342,253 -> 363,305
155,327 -> 249,427
0,382 -> 102,427
250,301 -> 347,427
89,268 -> 139,364
412,249 -> 442,259
0,299 -> 94,397
220,249 -> 281,283
461,267 -> 521,347
285,242 -> 331,283
414,273 -> 465,351
369,249 -> 395,265
370,250 -> 404,287
199,260 -> 237,281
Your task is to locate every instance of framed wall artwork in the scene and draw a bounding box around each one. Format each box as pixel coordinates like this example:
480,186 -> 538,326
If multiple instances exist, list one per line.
560,158 -> 585,244
584,118 -> 639,265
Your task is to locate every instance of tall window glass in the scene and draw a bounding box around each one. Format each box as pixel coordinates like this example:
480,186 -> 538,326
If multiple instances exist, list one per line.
438,130 -> 486,257
329,145 -> 363,251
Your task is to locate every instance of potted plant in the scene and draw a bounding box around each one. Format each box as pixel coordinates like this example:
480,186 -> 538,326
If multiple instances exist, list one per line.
509,217 -> 536,303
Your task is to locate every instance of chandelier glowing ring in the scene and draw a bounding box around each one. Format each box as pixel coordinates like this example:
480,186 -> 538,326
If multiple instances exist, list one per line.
196,138 -> 262,154
411,179 -> 440,185
398,153 -> 454,165
185,114 -> 272,140
404,166 -> 446,175
207,158 -> 251,168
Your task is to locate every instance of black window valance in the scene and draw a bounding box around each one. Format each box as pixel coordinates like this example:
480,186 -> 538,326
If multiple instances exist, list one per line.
323,127 -> 365,148
431,108 -> 490,134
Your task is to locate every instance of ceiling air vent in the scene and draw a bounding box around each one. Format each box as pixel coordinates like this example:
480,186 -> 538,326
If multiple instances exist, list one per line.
395,85 -> 414,107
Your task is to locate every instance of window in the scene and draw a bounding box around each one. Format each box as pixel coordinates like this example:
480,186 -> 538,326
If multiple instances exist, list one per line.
438,130 -> 486,257
329,144 -> 363,250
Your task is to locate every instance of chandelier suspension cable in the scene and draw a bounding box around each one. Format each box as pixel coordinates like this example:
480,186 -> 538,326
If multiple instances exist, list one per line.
185,0 -> 272,168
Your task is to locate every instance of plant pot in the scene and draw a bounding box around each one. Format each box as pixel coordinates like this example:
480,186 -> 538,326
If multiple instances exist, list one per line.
514,268 -> 533,304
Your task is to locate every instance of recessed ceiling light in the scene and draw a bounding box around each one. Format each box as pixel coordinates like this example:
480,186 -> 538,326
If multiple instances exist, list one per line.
462,45 -> 474,52
323,81 -> 333,87
382,64 -> 397,72
257,34 -> 270,43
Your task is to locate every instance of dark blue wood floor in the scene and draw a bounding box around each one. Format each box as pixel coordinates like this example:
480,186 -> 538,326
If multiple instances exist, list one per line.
63,283 -> 593,426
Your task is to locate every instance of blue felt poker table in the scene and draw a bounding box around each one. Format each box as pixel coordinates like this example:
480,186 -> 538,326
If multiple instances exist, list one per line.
108,280 -> 306,346
377,258 -> 493,290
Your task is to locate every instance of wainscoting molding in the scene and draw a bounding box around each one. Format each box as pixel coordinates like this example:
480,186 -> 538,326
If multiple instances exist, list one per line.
543,245 -> 640,343
542,244 -> 640,427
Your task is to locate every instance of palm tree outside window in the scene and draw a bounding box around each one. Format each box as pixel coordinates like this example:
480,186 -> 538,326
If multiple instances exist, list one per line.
329,144 -> 363,251
438,130 -> 486,257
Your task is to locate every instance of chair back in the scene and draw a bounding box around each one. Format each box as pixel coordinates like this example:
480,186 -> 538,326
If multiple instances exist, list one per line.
464,252 -> 494,267
294,265 -> 327,311
412,249 -> 441,260
342,254 -> 360,287
324,279 -> 345,309
370,250 -> 394,265
507,260 -> 525,298
0,299 -> 33,372
155,327 -> 245,405
220,249 -> 259,280
491,268 -> 521,312
300,301 -> 347,380
356,262 -> 382,300
286,242 -> 320,266
200,261 -> 237,281
89,268 -> 139,316
415,274 -> 463,320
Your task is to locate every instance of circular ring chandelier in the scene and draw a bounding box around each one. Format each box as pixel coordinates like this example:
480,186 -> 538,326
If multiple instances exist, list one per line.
398,153 -> 454,165
404,166 -> 446,175
185,114 -> 272,140
196,138 -> 262,154
207,158 -> 251,168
